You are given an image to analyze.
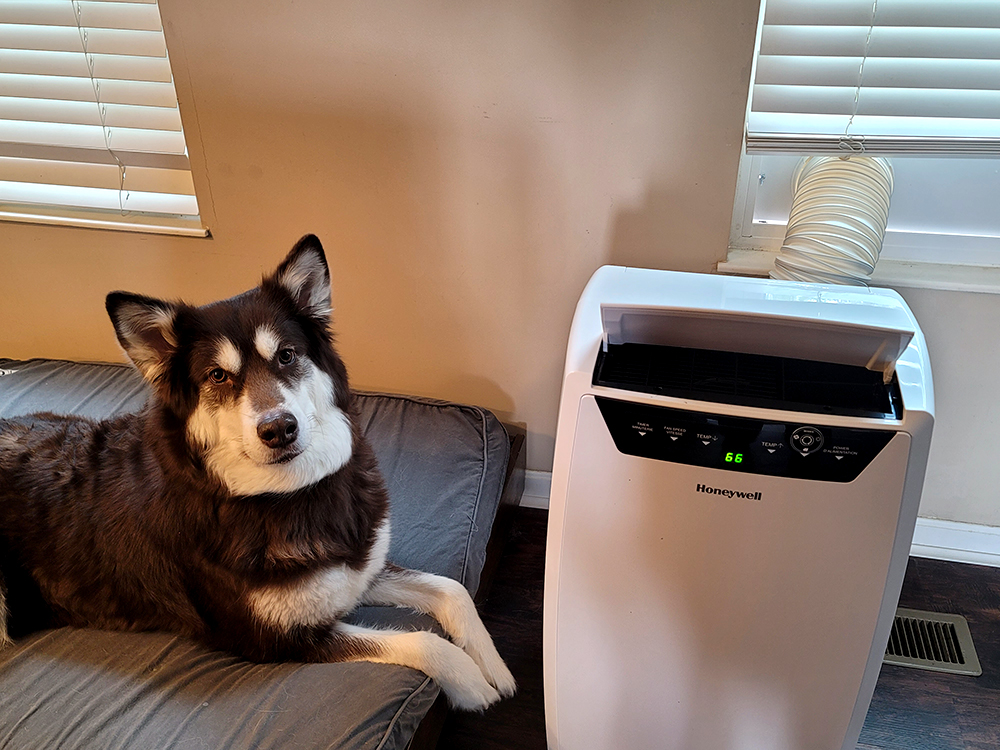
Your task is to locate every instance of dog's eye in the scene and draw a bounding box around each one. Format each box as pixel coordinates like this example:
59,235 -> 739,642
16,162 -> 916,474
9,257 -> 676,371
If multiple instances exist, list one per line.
209,368 -> 228,384
277,349 -> 296,366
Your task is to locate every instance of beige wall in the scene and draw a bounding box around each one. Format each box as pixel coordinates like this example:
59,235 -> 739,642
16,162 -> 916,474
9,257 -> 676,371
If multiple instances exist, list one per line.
893,286 -> 1000,528
0,0 -> 760,471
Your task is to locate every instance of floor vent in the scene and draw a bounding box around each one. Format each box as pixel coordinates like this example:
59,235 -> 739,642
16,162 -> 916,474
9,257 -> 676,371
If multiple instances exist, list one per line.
883,608 -> 982,676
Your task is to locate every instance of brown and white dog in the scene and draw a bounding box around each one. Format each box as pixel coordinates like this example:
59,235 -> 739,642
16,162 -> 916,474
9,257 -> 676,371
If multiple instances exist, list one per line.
0,236 -> 515,711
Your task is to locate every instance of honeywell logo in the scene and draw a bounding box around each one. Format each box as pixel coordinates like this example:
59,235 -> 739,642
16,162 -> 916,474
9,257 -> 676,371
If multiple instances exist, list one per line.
696,483 -> 762,501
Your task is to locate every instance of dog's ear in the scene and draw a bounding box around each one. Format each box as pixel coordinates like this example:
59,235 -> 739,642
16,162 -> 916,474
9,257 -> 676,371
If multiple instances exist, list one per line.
273,234 -> 332,322
106,292 -> 179,384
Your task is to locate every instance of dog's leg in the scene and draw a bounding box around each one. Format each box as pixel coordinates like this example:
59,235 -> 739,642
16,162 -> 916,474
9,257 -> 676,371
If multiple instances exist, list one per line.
331,622 -> 501,711
359,565 -> 516,698
0,573 -> 11,649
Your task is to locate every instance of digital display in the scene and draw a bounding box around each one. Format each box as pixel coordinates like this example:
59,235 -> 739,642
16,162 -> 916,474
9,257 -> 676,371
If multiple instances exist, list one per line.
725,452 -> 743,464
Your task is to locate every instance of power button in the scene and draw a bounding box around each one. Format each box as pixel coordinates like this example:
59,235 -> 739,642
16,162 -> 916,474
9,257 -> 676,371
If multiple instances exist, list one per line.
790,426 -> 825,455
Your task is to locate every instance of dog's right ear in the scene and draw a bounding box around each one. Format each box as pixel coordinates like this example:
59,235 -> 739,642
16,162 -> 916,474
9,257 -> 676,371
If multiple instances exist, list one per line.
106,292 -> 179,384
273,234 -> 332,323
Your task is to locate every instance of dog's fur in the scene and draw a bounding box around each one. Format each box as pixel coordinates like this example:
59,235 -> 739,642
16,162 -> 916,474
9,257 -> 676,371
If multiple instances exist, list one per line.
0,236 -> 514,711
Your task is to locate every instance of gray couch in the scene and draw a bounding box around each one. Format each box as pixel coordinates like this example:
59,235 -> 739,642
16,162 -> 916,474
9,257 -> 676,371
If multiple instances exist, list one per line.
0,358 -> 523,750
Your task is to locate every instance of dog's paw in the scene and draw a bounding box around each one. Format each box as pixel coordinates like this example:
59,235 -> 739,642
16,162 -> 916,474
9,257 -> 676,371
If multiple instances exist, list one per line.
474,644 -> 516,698
461,636 -> 516,697
410,631 -> 502,712
429,577 -> 517,698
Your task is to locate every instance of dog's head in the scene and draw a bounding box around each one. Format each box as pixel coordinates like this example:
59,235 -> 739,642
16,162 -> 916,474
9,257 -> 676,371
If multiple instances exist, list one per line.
106,235 -> 354,496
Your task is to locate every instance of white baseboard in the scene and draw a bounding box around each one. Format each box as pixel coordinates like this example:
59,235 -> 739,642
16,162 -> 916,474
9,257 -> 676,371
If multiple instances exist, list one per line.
519,470 -> 1000,568
910,517 -> 1000,568
520,469 -> 552,510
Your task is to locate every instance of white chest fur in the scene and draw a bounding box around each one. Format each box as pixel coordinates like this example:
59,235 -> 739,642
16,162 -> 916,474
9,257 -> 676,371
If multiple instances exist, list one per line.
247,519 -> 391,630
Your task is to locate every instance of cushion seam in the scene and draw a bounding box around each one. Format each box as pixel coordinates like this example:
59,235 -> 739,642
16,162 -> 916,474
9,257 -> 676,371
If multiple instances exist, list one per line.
459,408 -> 491,590
355,390 -> 489,418
373,676 -> 436,750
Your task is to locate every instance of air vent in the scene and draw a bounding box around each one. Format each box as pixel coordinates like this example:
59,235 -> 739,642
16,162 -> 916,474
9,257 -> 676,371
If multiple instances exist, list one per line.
883,608 -> 982,676
593,343 -> 903,419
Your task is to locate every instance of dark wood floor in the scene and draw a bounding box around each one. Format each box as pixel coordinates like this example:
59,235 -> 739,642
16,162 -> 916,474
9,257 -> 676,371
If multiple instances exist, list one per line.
438,507 -> 1000,750
438,507 -> 547,750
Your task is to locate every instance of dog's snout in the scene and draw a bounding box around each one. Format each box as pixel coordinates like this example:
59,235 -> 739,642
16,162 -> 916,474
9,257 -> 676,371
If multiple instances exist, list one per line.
257,412 -> 299,449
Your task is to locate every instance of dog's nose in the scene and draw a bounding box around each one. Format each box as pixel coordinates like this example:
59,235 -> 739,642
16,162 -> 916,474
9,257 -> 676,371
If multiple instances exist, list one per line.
257,412 -> 298,449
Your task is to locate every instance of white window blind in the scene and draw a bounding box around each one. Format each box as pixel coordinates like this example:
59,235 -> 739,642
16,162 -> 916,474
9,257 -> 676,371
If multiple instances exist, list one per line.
747,0 -> 1000,155
0,0 -> 205,235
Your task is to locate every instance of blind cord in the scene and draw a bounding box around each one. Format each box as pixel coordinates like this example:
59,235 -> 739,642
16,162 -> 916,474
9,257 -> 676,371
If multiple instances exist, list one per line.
72,0 -> 128,215
841,0 -> 879,154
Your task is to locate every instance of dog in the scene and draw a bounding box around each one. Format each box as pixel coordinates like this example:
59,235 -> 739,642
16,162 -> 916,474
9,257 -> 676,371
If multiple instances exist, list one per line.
0,235 -> 515,711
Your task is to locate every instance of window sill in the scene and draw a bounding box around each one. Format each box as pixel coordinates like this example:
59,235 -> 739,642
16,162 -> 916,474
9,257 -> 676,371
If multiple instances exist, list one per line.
719,249 -> 1000,295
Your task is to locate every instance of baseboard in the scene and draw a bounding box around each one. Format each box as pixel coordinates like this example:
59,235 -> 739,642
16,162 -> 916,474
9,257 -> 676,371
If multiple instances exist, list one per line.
910,517 -> 1000,568
520,470 -> 552,510
519,470 -> 1000,568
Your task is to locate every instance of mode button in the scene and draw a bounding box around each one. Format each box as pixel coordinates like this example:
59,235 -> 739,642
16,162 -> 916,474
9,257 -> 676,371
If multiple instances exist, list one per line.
790,426 -> 825,456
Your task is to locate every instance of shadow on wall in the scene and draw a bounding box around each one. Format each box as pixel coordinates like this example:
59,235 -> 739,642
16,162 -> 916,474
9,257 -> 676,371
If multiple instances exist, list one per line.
606,185 -> 735,274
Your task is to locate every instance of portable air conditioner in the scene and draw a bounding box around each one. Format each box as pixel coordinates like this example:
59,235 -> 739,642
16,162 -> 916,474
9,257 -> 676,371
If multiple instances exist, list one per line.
543,267 -> 933,750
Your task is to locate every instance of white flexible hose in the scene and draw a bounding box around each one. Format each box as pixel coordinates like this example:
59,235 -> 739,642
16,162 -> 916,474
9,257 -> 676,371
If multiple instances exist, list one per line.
771,156 -> 894,286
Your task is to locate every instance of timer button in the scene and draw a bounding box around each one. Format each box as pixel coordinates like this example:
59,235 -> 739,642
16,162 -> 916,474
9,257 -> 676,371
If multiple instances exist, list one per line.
790,426 -> 825,456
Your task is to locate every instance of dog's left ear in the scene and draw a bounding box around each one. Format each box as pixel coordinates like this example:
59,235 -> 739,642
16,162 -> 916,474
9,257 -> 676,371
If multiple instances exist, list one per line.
273,234 -> 332,322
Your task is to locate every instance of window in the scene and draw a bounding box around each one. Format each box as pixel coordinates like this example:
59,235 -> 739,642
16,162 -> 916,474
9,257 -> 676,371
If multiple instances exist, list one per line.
0,0 -> 205,236
729,0 -> 1000,270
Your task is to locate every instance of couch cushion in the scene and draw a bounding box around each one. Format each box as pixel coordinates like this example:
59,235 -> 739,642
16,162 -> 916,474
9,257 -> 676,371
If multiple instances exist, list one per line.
0,358 -> 512,749
0,625 -> 438,750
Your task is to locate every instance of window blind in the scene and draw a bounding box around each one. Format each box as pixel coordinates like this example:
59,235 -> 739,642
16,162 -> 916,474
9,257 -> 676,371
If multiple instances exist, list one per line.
746,0 -> 1000,156
0,0 -> 204,235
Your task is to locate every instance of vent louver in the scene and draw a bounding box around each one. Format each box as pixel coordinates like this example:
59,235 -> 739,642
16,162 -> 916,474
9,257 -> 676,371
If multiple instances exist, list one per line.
593,343 -> 902,419
883,608 -> 982,676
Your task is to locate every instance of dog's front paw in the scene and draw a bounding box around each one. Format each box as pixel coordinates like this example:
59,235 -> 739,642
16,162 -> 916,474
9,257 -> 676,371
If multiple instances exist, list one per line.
463,633 -> 516,698
410,631 -> 502,712
429,577 -> 517,698
479,646 -> 517,698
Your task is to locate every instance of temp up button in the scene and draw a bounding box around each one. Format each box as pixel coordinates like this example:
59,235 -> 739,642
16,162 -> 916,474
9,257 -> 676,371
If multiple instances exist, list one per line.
790,426 -> 825,455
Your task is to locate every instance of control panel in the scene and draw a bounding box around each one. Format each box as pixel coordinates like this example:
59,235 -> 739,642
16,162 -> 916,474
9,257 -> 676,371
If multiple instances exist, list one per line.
596,396 -> 895,483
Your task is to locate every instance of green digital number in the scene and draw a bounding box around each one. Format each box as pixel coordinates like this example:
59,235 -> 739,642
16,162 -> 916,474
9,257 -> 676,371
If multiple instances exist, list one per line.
725,452 -> 744,464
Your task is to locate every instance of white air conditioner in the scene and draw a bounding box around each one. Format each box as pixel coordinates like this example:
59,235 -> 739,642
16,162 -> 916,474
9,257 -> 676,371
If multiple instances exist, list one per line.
543,266 -> 933,750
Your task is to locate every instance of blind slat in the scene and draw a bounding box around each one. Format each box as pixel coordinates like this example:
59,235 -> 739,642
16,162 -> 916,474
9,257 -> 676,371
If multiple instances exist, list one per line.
0,72 -> 177,107
753,85 -> 1000,120
0,141 -> 191,170
0,155 -> 194,195
0,179 -> 198,214
765,0 -> 1000,29
0,1 -> 161,30
761,25 -> 1000,60
0,119 -> 187,153
0,96 -> 183,131
757,56 -> 1000,91
0,24 -> 166,57
0,49 -> 172,81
